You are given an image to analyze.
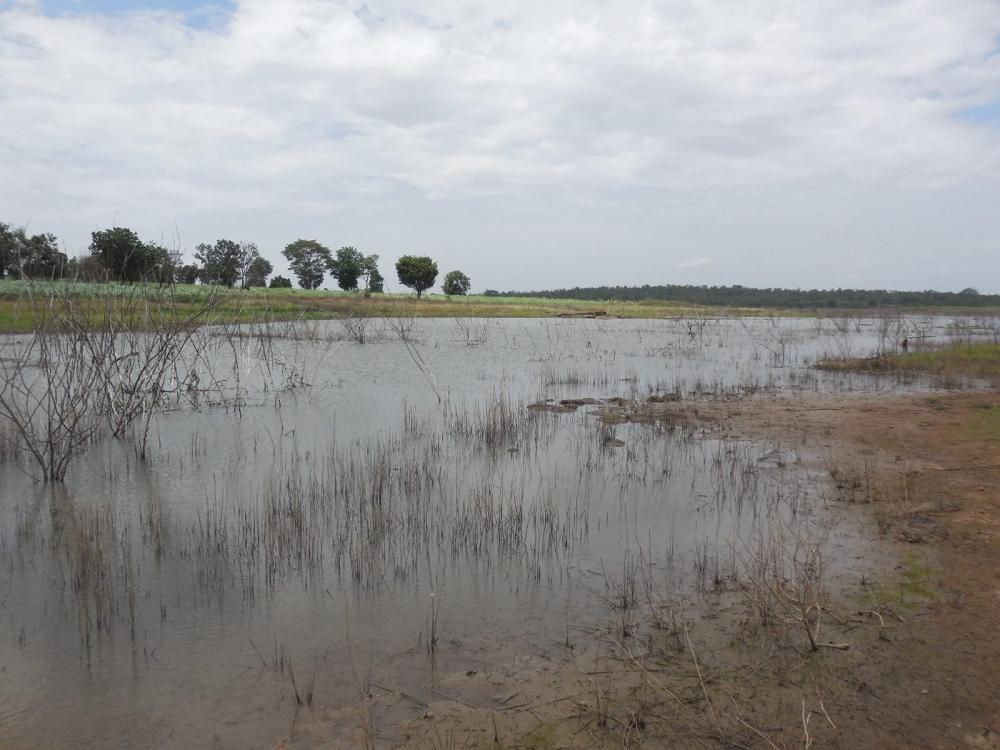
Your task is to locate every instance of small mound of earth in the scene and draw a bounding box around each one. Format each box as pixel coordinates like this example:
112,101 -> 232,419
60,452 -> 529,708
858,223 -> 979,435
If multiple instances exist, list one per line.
527,398 -> 601,413
896,512 -> 950,543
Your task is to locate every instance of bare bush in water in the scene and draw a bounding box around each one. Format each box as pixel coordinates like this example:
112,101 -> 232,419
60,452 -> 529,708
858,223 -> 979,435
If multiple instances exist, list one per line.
340,311 -> 373,344
0,279 -> 224,479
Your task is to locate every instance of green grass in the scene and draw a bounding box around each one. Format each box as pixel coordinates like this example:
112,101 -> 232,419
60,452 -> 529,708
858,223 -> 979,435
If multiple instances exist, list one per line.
817,342 -> 1000,381
0,279 -> 789,333
862,553 -> 937,612
969,403 -> 1000,440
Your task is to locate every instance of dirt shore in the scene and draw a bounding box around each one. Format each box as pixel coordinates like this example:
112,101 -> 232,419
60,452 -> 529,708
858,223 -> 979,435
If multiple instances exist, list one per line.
331,389 -> 1000,749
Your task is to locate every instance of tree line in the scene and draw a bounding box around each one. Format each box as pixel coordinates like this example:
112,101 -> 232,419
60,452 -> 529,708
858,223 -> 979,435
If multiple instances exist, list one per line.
0,221 -> 473,296
487,283 -> 1000,309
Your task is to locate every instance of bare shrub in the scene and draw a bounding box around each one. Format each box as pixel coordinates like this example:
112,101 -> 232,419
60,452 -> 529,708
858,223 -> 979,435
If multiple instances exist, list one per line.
341,312 -> 373,344
0,279 -> 224,479
453,317 -> 488,346
739,520 -> 848,652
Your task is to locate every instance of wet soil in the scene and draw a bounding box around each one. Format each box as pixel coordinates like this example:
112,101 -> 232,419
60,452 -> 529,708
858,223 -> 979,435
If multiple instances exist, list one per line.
363,390 -> 1000,749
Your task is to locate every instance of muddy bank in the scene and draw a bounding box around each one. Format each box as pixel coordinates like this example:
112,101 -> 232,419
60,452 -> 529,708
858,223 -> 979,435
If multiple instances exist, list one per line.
365,390 -> 1000,749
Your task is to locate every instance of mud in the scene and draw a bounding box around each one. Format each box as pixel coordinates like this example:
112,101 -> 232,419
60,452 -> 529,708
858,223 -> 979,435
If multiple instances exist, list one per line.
371,390 -> 1000,749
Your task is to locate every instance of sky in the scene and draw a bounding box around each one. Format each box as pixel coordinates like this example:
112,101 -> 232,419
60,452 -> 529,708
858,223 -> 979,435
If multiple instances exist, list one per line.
1,0 -> 1000,293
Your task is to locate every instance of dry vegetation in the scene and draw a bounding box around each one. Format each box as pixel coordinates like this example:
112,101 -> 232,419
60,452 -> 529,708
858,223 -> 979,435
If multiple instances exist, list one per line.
375,390 -> 1000,749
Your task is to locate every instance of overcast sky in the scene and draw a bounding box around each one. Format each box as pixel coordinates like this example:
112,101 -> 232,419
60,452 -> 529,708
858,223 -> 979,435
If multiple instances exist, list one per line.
2,0 -> 999,292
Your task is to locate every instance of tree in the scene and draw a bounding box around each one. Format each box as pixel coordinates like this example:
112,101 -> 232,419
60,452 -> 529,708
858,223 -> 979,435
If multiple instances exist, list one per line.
175,263 -> 201,285
4,228 -> 68,279
328,246 -> 365,290
269,275 -> 293,289
359,253 -> 383,292
89,227 -> 165,282
367,266 -> 384,293
243,256 -> 273,288
194,239 -> 257,288
442,270 -> 471,296
145,243 -> 177,284
282,239 -> 331,290
395,255 -> 438,298
0,222 -> 13,279
65,254 -> 108,281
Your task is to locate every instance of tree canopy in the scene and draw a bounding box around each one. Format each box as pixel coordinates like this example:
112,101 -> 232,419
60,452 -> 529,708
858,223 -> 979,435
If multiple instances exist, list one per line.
493,284 -> 1000,309
175,263 -> 200,285
360,253 -> 382,292
395,255 -> 438,298
194,239 -> 258,288
1,225 -> 68,279
89,227 -> 168,282
282,239 -> 331,289
243,255 -> 273,288
328,246 -> 364,291
366,265 -> 384,293
442,270 -> 471,296
328,247 -> 382,292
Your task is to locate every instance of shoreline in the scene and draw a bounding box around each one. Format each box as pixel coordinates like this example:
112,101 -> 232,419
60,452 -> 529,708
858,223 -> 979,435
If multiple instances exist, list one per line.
339,389 -> 1000,748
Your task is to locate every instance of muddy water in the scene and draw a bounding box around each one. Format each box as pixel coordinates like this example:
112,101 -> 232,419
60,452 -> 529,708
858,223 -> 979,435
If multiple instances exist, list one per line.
0,315 -> 988,747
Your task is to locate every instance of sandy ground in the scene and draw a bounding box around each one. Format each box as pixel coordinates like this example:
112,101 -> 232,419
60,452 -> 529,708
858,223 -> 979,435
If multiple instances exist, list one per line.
303,389 -> 1000,749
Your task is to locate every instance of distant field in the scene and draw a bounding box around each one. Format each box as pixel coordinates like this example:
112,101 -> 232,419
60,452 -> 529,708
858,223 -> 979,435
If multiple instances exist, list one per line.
1,279 -> 998,333
0,279 -> 771,332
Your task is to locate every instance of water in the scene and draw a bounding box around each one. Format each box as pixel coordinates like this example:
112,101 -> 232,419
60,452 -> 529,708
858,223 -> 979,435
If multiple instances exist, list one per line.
0,314 -> 993,747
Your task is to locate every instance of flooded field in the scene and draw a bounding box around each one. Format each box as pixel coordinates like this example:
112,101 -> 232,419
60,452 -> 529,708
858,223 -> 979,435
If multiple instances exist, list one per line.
0,313 -> 996,748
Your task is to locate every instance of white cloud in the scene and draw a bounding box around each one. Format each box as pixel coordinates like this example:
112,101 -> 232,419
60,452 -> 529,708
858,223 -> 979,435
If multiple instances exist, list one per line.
1,0 -> 1000,291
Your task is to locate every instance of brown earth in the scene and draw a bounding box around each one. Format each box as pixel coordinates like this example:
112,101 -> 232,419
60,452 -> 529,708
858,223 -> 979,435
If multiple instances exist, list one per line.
323,390 -> 1000,749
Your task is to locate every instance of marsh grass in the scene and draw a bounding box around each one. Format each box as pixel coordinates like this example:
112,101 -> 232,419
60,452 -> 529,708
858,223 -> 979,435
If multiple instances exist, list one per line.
817,340 -> 1000,382
0,310 -> 910,747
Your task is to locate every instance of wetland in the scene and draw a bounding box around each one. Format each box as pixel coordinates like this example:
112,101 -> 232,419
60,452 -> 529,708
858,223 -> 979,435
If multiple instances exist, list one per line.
0,296 -> 997,748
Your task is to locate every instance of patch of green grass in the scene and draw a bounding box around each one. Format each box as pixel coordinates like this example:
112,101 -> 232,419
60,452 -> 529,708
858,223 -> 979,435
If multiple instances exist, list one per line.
969,403 -> 1000,440
0,279 -> 793,332
863,553 -> 937,611
818,342 -> 1000,381
898,554 -> 937,601
520,723 -> 558,749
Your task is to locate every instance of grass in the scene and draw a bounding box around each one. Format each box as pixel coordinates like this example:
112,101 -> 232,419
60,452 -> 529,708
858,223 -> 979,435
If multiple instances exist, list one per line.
817,341 -> 1000,381
969,402 -> 1000,440
0,279 -> 826,333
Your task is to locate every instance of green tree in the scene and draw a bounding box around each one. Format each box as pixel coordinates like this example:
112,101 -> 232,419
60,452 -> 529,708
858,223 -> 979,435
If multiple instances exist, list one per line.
243,256 -> 273,288
175,263 -> 201,285
4,227 -> 68,279
359,253 -> 383,292
269,275 -> 293,289
0,222 -> 14,279
194,239 -> 258,288
282,239 -> 331,290
395,255 -> 438,298
442,270 -> 471,296
145,243 -> 177,283
328,246 -> 364,291
89,227 -> 165,282
65,254 -> 108,281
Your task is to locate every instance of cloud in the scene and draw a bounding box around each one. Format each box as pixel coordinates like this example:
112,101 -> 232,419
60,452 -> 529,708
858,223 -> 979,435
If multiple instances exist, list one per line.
1,0 -> 999,291
678,256 -> 714,269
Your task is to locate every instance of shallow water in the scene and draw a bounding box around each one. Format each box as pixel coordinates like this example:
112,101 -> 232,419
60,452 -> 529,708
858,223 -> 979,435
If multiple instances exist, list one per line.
0,314 -> 993,747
